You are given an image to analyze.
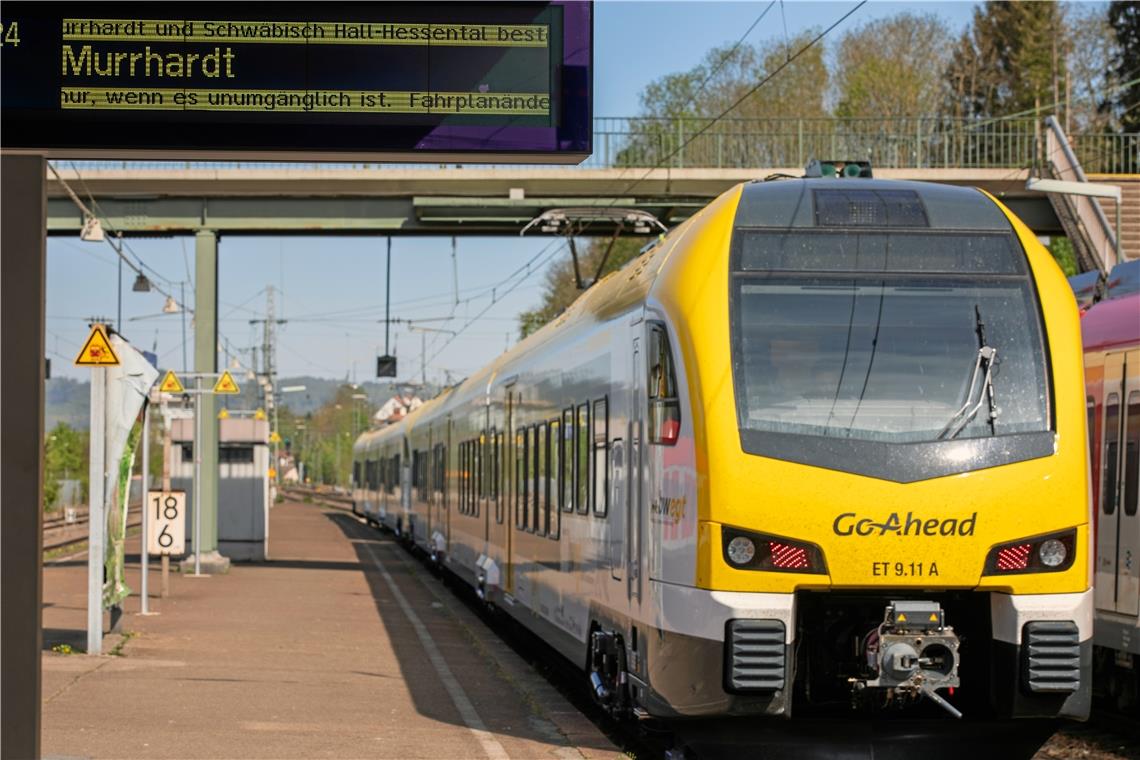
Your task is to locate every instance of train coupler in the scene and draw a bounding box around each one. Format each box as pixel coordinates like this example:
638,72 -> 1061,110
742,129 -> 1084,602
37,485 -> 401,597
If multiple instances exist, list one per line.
852,600 -> 962,718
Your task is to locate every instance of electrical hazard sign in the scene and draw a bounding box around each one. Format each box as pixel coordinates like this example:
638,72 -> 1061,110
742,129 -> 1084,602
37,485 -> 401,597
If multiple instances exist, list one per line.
213,370 -> 240,395
158,370 -> 185,393
74,324 -> 120,366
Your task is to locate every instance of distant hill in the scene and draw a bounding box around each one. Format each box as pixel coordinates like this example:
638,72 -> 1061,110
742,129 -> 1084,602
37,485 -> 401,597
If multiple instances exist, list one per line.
45,375 -> 437,428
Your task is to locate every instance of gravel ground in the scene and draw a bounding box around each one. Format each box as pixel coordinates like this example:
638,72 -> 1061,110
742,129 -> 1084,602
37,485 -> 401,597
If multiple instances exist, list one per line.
1035,723 -> 1140,760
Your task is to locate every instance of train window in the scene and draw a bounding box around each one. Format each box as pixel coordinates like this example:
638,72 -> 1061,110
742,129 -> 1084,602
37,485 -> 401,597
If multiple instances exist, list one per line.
648,322 -> 681,446
515,427 -> 527,529
562,409 -> 574,513
476,435 -> 484,503
393,455 -> 401,496
1104,394 -> 1120,515
353,461 -> 362,487
550,419 -> 561,538
576,403 -> 590,514
594,397 -> 609,517
493,431 -> 503,524
1125,391 -> 1139,517
461,442 -> 469,515
535,422 -> 547,535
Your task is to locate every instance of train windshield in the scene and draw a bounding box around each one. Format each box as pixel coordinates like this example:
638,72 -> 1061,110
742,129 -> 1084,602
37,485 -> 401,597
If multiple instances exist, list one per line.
731,231 -> 1050,444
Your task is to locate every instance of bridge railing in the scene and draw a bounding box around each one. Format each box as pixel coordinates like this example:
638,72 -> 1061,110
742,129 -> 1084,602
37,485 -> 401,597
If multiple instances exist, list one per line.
63,117 -> 1139,174
590,116 -> 1140,173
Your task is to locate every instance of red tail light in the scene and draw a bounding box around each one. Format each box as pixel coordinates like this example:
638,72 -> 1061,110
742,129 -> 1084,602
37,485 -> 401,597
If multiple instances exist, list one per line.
768,541 -> 810,570
721,527 -> 827,575
995,544 -> 1031,571
983,529 -> 1077,575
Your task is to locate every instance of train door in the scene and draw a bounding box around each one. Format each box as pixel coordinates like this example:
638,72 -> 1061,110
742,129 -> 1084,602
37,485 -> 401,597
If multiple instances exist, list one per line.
629,333 -> 643,603
1097,350 -> 1140,617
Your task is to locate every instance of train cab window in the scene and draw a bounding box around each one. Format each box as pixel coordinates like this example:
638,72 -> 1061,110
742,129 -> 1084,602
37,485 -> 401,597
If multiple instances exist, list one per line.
1105,394 -> 1121,515
550,419 -> 562,538
731,233 -> 1049,447
648,322 -> 681,445
576,403 -> 590,514
561,409 -> 574,513
1125,391 -> 1139,517
535,423 -> 547,534
594,397 -> 609,516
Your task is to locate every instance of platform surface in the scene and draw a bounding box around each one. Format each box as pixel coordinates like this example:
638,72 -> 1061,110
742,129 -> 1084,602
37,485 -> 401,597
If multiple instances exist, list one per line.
42,501 -> 623,759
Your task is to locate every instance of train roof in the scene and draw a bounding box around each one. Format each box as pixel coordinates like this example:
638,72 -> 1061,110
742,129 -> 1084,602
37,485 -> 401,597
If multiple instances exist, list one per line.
734,178 -> 1011,231
1081,290 -> 1140,353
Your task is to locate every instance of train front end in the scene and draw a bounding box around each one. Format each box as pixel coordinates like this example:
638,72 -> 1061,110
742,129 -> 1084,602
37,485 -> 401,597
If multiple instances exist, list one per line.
647,178 -> 1091,721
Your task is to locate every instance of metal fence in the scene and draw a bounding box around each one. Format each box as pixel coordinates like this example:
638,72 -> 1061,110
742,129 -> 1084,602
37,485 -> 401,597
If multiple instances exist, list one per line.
65,116 -> 1140,174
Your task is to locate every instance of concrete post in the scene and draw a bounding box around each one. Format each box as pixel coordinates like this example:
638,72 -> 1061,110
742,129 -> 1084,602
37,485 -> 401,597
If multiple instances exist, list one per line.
192,229 -> 228,573
1,154 -> 45,759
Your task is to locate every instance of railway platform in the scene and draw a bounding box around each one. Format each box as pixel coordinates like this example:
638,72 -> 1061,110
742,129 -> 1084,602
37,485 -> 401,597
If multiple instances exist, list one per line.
41,500 -> 623,759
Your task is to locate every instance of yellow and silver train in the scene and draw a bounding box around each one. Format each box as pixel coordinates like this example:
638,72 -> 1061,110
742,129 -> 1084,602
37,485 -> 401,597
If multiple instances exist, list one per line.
353,176 -> 1091,722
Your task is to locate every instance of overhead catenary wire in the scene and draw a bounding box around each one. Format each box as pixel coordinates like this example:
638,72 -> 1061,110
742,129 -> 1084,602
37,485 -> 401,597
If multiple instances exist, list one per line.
607,0 -> 868,202
47,162 -> 190,313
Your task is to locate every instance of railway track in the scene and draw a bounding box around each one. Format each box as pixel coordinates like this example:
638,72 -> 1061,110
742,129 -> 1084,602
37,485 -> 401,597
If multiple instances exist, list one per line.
43,505 -> 141,554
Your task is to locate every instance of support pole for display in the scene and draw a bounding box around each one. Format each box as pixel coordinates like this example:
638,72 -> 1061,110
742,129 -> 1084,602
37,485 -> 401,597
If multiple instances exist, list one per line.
139,402 -> 152,614
192,375 -> 205,576
87,367 -> 106,654
161,399 -> 171,596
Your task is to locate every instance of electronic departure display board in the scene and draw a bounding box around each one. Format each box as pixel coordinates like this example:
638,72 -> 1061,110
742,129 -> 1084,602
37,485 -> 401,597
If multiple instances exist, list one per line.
0,2 -> 591,162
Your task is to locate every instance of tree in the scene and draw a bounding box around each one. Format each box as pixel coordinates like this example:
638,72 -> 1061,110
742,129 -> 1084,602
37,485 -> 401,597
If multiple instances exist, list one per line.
1105,1 -> 1140,132
617,32 -> 829,168
833,13 -> 952,120
1067,3 -> 1123,134
44,422 -> 87,510
946,1 -> 1069,120
517,237 -> 645,338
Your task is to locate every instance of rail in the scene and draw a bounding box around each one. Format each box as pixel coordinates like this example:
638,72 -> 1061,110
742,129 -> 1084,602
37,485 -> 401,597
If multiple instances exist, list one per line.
43,503 -> 141,553
57,116 -> 1139,173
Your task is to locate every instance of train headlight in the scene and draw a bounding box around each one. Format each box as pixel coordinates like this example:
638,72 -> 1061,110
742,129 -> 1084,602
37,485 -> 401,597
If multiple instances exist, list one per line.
726,536 -> 756,566
1038,539 -> 1067,568
983,529 -> 1076,575
721,526 -> 828,574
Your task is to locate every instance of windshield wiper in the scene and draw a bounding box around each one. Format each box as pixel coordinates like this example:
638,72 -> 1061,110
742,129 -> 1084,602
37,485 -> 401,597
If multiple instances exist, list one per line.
939,306 -> 999,440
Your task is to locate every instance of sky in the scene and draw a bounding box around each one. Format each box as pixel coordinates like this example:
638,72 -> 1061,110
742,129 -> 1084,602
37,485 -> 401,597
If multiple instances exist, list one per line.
46,0 -> 986,387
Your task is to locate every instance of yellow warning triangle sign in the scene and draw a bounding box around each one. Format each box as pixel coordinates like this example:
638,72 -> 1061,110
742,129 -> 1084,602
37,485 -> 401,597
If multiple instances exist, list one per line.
74,324 -> 120,366
254,408 -> 266,420
158,370 -> 185,393
217,408 -> 230,420
269,431 -> 282,444
896,614 -> 907,623
213,370 -> 240,394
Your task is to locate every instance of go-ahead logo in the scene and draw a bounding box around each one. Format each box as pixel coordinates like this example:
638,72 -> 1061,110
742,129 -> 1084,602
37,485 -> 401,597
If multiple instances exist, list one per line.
833,511 -> 977,537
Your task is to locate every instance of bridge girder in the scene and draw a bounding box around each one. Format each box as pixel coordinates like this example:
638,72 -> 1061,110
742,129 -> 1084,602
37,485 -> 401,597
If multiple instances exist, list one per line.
46,167 -> 1061,236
